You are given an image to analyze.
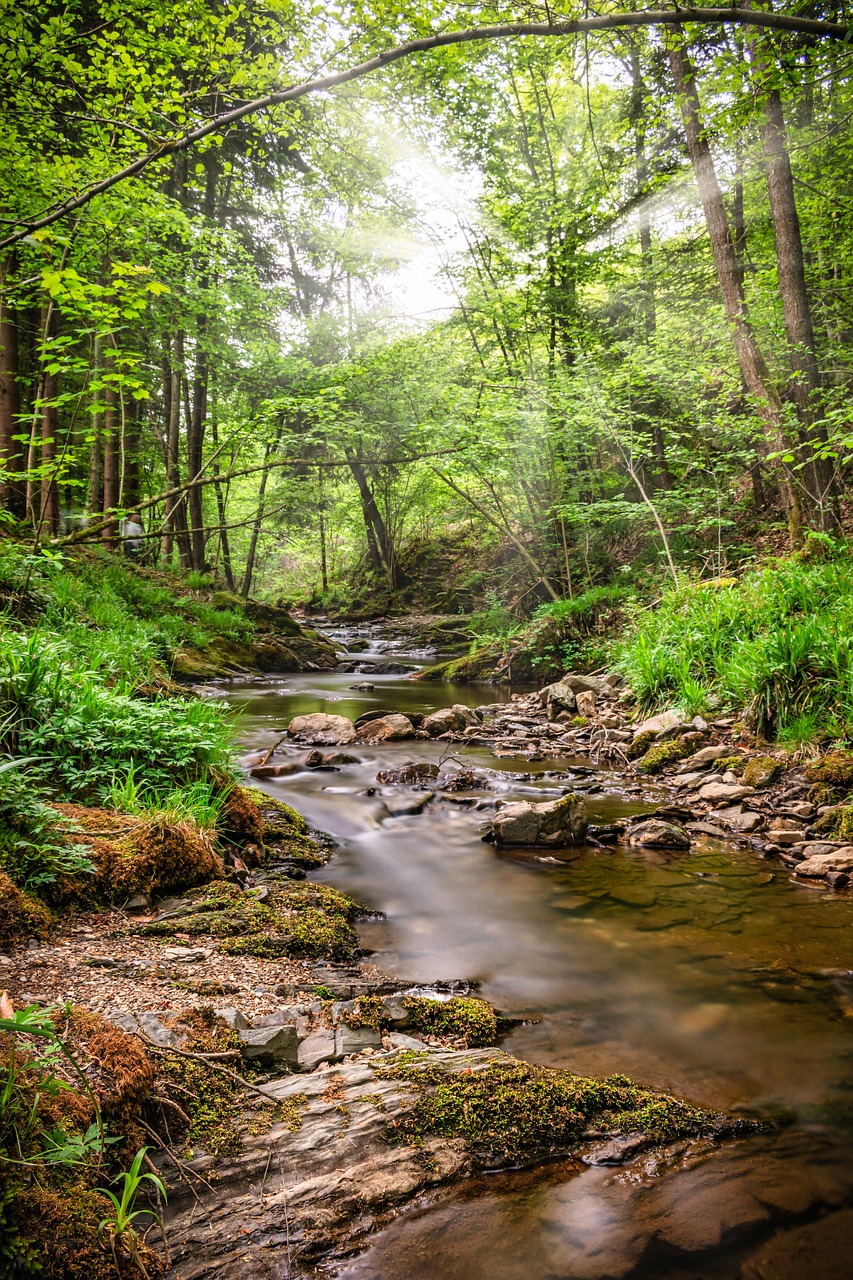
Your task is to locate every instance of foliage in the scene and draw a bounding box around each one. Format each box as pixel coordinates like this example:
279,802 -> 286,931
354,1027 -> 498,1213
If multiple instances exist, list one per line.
617,555 -> 853,740
0,762 -> 93,892
101,768 -> 227,832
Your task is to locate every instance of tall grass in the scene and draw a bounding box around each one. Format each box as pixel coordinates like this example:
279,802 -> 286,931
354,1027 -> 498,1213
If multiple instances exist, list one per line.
101,767 -> 227,831
617,552 -> 853,740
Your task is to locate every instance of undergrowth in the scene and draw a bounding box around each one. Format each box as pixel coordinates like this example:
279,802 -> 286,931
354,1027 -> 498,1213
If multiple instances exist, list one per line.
617,548 -> 853,740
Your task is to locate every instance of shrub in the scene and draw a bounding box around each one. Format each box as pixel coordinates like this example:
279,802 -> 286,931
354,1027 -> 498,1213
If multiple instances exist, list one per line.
0,764 -> 93,894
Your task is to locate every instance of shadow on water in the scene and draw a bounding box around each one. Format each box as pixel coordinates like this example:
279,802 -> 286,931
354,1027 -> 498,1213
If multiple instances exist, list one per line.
219,660 -> 853,1279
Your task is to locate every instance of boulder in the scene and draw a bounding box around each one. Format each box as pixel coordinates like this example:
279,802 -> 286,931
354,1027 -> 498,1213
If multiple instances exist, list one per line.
627,819 -> 691,850
238,1024 -> 299,1065
216,1008 -> 250,1031
335,1025 -> 383,1056
632,709 -> 683,740
742,756 -> 783,789
376,762 -> 439,786
423,706 -> 475,737
287,713 -> 357,746
683,744 -> 732,769
358,713 -> 416,743
490,794 -> 588,847
297,1029 -> 338,1070
250,762 -> 299,778
795,847 -> 853,878
767,817 -> 808,845
698,781 -> 756,803
543,681 -> 577,717
575,690 -> 597,717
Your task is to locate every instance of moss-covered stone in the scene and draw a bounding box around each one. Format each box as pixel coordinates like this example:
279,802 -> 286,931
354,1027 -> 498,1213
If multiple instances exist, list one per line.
813,804 -> 853,842
806,751 -> 853,788
374,1057 -> 756,1165
636,737 -> 692,774
412,644 -> 503,684
742,756 -> 783,788
0,870 -> 54,949
711,755 -> 746,774
403,997 -> 498,1047
242,787 -> 327,868
627,730 -> 657,760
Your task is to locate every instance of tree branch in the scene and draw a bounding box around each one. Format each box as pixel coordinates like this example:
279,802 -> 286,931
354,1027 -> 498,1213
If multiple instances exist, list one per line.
3,9 -> 849,250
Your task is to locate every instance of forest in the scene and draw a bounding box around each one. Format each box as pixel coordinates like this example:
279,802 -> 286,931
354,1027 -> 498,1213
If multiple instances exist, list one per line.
2,3 -> 853,1279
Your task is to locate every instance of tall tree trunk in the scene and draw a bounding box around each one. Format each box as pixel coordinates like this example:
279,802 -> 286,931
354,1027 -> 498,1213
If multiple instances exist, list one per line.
667,35 -> 802,545
0,261 -> 25,518
242,422 -> 284,598
38,304 -> 60,537
101,383 -> 119,544
346,452 -> 396,585
761,84 -> 837,524
186,151 -> 217,571
161,332 -> 190,566
208,408 -> 234,590
630,45 -> 656,340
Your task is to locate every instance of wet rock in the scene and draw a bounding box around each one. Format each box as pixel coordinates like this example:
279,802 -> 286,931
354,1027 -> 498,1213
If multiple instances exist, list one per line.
490,794 -> 588,847
582,1132 -> 648,1166
740,1207 -> 853,1280
827,870 -> 850,889
627,819 -> 691,850
304,749 -> 325,767
698,781 -> 756,803
137,1012 -> 181,1047
238,1024 -> 299,1065
376,762 -> 440,786
355,708 -> 398,728
288,713 -> 357,745
795,847 -> 853,878
384,792 -> 435,817
543,681 -> 578,717
325,752 -> 359,765
423,705 -> 477,737
358,713 -> 416,743
250,761 -> 299,778
686,821 -> 729,839
672,771 -> 708,788
124,893 -> 151,913
349,682 -> 375,691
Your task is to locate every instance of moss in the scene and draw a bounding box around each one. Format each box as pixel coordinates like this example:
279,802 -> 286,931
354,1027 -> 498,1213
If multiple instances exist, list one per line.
0,870 -> 54,949
411,644 -> 502,684
245,1093 -> 307,1136
813,804 -> 853,842
6,1183 -> 165,1279
806,751 -> 853,788
347,994 -> 385,1029
636,737 -> 692,775
403,997 -> 498,1047
219,882 -> 365,961
242,787 -> 327,868
156,1008 -> 243,1157
375,1058 -> 756,1165
742,756 -> 782,788
627,730 -> 657,760
711,755 -> 746,774
218,785 -> 264,856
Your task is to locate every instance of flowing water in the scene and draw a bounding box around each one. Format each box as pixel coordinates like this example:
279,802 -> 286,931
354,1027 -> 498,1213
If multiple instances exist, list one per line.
219,626 -> 853,1280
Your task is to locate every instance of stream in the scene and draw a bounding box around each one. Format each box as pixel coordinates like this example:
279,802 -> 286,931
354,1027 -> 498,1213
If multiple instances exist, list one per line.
219,624 -> 853,1280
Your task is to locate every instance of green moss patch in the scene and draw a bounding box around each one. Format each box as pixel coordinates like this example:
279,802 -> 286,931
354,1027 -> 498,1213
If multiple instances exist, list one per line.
376,1057 -> 757,1165
155,1008 -> 243,1157
0,870 -> 54,949
627,730 -> 657,760
242,787 -> 327,868
814,804 -> 853,842
806,751 -> 853,789
140,879 -> 366,962
742,756 -> 782,788
403,997 -> 498,1047
636,738 -> 692,775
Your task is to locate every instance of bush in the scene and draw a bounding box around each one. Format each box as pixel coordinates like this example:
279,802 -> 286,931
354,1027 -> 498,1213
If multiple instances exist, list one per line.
0,764 -> 93,893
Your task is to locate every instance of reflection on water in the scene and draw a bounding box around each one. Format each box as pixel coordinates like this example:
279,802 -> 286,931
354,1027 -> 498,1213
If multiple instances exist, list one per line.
220,665 -> 853,1278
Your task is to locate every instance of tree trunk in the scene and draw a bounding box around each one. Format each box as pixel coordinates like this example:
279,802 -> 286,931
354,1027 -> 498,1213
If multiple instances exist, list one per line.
38,304 -> 60,536
630,46 -> 656,340
346,452 -> 396,585
0,262 -> 25,518
242,424 -> 283,598
101,383 -> 120,544
161,332 -> 190,566
761,84 -> 836,526
667,35 -> 802,545
209,410 -> 235,590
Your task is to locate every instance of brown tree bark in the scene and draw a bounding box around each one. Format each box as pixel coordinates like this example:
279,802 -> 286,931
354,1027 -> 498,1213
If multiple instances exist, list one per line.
161,332 -> 190,566
346,452 -> 397,585
668,35 -> 802,545
761,84 -> 837,525
101,383 -> 120,543
242,422 -> 284,599
0,262 -> 25,518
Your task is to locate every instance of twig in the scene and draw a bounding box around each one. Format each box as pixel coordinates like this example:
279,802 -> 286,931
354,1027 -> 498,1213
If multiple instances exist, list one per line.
256,733 -> 289,768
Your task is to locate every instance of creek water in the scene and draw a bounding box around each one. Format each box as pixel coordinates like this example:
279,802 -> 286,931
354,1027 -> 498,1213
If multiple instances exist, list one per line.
219,627 -> 853,1280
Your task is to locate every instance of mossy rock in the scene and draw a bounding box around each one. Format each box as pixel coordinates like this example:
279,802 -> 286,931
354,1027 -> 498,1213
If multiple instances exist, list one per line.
711,755 -> 746,774
242,788 -> 327,868
627,729 -> 657,760
636,737 -> 692,775
412,644 -> 503,683
403,997 -> 498,1047
806,751 -> 853,789
374,1057 -> 758,1166
154,879 -> 366,962
742,756 -> 783,789
813,804 -> 853,842
0,871 -> 53,949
